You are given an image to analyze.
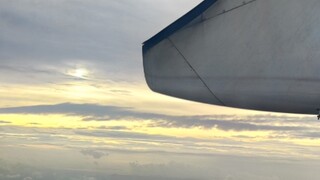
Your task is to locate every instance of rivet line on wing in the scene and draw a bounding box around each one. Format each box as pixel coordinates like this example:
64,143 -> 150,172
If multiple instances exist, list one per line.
168,38 -> 226,106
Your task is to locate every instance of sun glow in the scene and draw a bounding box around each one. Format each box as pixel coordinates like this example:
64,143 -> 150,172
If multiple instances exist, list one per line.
68,68 -> 89,79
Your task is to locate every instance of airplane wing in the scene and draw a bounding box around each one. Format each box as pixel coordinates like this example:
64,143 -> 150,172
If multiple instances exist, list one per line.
143,0 -> 320,115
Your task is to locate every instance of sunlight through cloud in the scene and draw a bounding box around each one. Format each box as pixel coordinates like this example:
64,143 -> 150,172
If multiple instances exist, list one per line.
68,68 -> 90,79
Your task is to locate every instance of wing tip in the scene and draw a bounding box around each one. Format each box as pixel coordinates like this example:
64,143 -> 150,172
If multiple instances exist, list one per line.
142,0 -> 217,53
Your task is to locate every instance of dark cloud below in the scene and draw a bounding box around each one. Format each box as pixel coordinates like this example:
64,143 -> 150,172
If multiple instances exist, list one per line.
0,120 -> 11,124
80,149 -> 109,159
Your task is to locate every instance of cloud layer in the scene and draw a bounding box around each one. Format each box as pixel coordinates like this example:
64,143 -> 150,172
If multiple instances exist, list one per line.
0,103 -> 314,132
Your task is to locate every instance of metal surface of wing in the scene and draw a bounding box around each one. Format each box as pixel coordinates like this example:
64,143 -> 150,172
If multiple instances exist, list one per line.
143,0 -> 320,115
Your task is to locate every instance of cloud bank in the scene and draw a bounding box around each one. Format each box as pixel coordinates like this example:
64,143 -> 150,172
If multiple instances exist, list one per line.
0,103 -> 313,132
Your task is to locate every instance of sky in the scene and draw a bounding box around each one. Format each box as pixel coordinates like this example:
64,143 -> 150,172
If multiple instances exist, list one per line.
1,0 -> 320,180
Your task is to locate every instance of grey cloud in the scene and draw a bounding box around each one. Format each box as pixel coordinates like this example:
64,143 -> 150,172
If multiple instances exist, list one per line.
0,103 -> 136,119
1,125 -> 271,159
73,129 -> 263,157
6,174 -> 21,179
0,64 -> 76,85
80,149 -> 109,159
1,155 -> 320,180
74,130 -> 174,142
292,131 -> 320,139
73,129 -> 318,159
0,125 -> 251,159
0,120 -> 11,124
242,114 -> 316,124
151,117 -> 307,131
0,103 -> 173,121
97,126 -> 129,130
23,177 -> 33,180
129,161 -> 208,179
109,89 -> 132,96
0,103 -> 311,132
0,0 -> 201,83
0,65 -> 65,77
2,125 -> 320,180
0,158 -> 202,180
28,123 -> 40,125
